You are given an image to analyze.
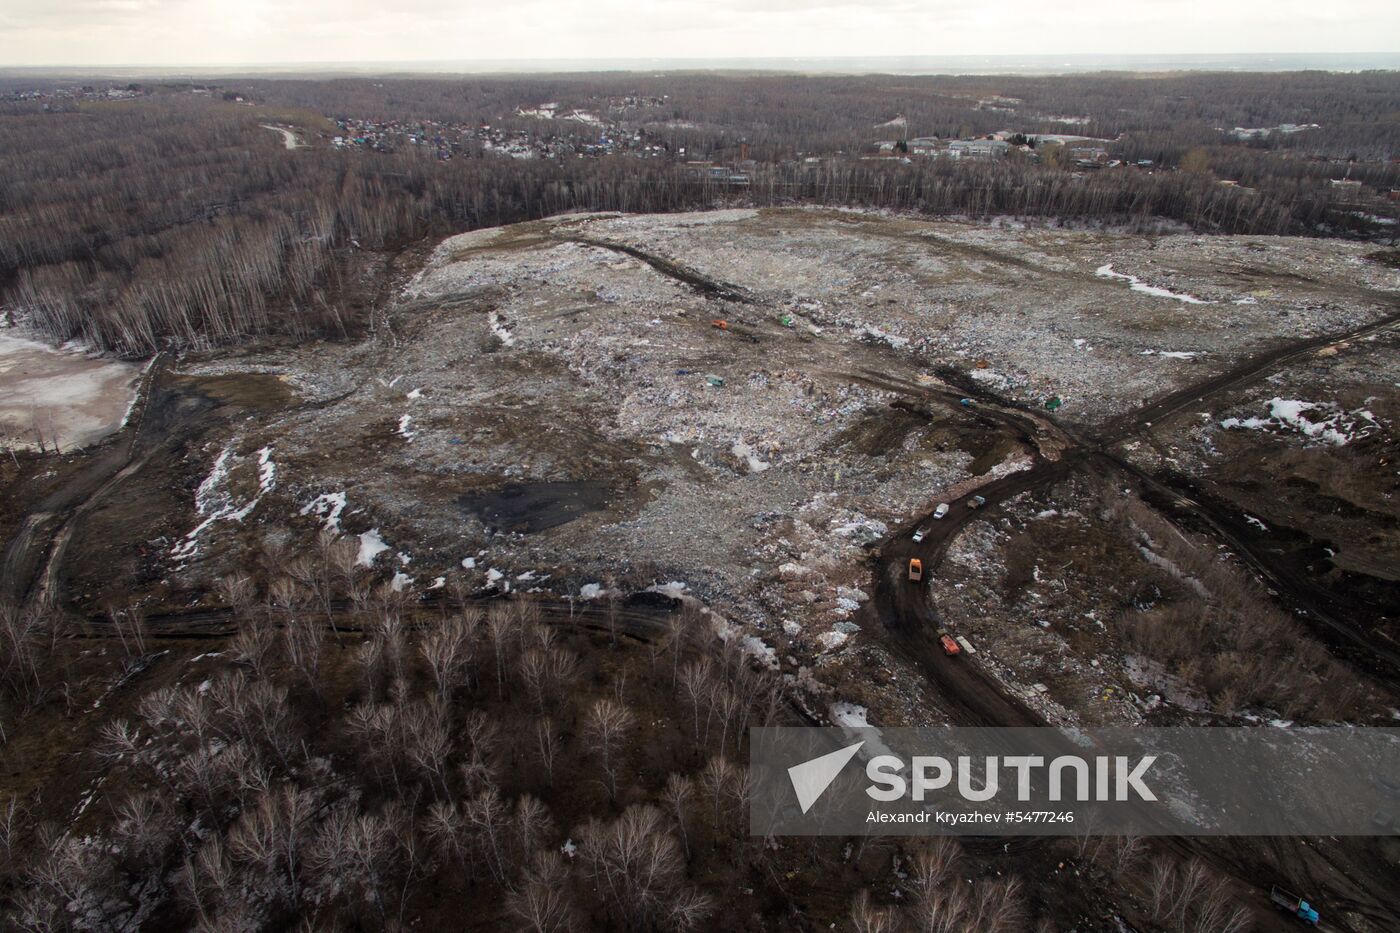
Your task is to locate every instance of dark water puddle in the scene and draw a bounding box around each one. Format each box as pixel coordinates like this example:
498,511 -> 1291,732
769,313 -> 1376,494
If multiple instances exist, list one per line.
458,480 -> 613,534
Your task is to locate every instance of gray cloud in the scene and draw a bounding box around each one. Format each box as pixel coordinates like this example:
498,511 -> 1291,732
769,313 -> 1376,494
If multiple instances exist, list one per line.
1,0 -> 1396,66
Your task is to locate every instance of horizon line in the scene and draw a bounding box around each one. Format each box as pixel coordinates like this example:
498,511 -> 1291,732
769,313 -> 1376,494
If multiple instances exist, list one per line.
4,51 -> 1399,78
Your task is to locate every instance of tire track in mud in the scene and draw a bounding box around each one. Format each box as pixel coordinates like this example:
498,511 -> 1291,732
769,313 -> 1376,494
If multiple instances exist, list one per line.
557,235 -> 759,304
2,362 -> 306,613
1,354 -> 163,609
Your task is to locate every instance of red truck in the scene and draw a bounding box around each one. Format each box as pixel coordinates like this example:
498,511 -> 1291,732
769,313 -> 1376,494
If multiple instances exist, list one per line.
939,633 -> 961,656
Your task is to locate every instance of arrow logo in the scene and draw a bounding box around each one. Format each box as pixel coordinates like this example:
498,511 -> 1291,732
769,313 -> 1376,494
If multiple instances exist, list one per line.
788,741 -> 864,813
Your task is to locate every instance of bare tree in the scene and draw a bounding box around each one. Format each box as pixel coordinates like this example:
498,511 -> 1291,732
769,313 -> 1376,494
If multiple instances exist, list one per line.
518,644 -> 580,712
0,602 -> 49,707
1147,857 -> 1178,922
216,574 -> 257,618
0,796 -> 25,871
584,697 -> 634,803
678,657 -> 715,742
507,850 -> 577,933
420,612 -> 478,697
514,794 -> 557,866
401,698 -> 454,797
969,877 -> 1026,933
1191,877 -> 1252,933
1108,834 -> 1146,878
425,799 -> 467,867
534,717 -> 560,784
112,792 -> 175,871
660,772 -> 696,861
486,604 -> 514,698
464,786 -> 512,884
1171,859 -> 1212,928
95,718 -> 142,764
577,804 -> 707,929
107,607 -> 148,656
283,614 -> 325,691
228,784 -> 317,903
182,835 -> 236,929
230,622 -> 275,679
904,837 -> 966,933
851,890 -> 899,933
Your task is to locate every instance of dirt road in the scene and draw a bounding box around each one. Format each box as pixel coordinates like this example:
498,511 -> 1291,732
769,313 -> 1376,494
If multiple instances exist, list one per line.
864,304 -> 1400,933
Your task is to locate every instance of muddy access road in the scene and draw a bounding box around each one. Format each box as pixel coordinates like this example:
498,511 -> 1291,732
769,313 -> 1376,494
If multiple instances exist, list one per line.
865,306 -> 1400,933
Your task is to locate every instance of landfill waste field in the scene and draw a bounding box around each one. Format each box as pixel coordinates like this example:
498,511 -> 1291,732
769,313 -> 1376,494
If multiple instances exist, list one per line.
2,206 -> 1399,931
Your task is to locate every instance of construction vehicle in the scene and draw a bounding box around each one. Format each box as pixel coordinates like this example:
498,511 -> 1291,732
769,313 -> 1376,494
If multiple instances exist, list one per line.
933,503 -> 950,519
711,319 -> 730,331
908,558 -> 923,581
959,398 -> 975,407
968,495 -> 986,509
939,633 -> 961,656
955,635 -> 976,655
1269,887 -> 1320,926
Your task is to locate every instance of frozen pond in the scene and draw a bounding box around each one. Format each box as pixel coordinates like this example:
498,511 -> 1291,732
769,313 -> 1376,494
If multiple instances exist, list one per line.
0,333 -> 142,452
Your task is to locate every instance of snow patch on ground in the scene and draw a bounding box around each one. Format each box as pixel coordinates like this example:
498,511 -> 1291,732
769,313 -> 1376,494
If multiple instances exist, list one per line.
488,310 -> 516,347
300,491 -> 347,532
852,324 -> 910,349
731,440 -> 771,473
357,529 -> 390,566
1220,397 -> 1379,446
256,446 -> 276,494
172,444 -> 275,561
741,635 -> 779,669
829,701 -> 869,728
1096,264 -> 1209,304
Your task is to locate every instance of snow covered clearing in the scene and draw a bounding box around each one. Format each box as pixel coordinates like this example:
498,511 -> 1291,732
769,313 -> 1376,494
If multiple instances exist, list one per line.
0,332 -> 141,451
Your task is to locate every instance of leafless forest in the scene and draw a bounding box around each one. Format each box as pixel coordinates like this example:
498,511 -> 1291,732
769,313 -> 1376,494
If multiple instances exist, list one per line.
0,529 -> 1257,931
2,71 -> 1396,355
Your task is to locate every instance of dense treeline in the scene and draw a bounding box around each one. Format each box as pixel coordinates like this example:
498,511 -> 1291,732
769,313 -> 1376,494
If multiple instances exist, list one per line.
1,71 -> 1396,356
225,71 -> 1400,161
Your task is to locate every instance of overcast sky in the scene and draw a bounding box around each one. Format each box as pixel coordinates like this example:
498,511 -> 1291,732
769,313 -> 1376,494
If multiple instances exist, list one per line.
2,0 -> 1397,67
